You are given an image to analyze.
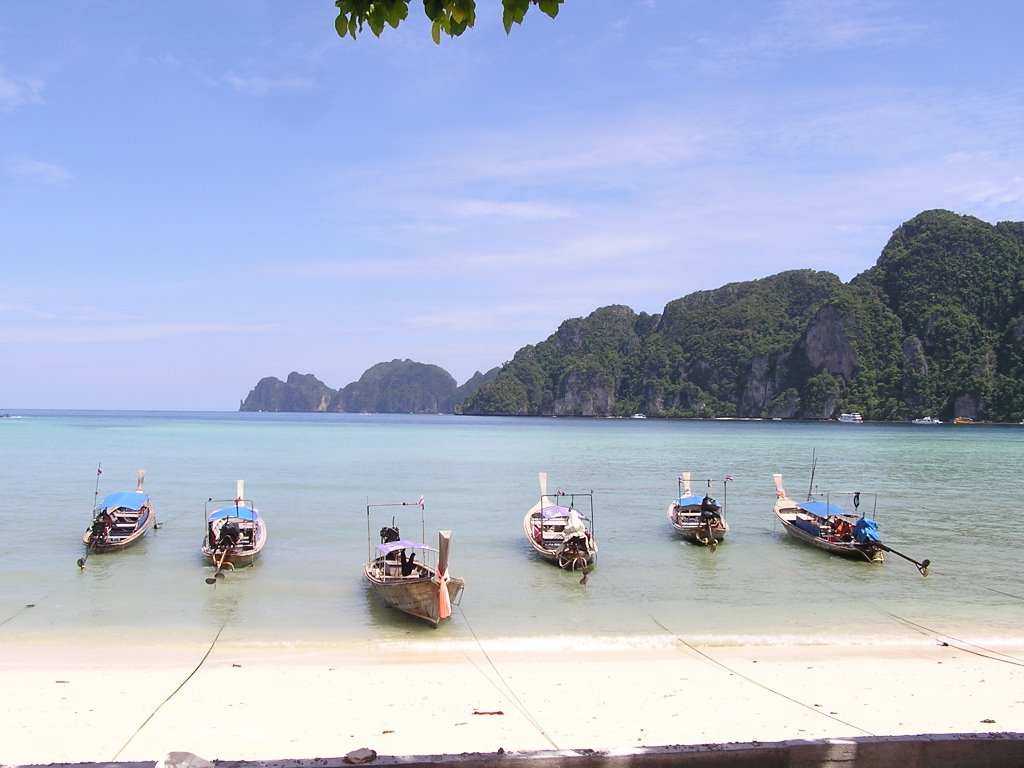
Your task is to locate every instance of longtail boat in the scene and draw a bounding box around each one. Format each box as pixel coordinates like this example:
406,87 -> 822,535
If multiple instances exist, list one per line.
523,472 -> 597,571
364,499 -> 465,627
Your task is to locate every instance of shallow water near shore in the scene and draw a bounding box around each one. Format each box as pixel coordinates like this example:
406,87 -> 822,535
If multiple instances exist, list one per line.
1,411 -> 1021,651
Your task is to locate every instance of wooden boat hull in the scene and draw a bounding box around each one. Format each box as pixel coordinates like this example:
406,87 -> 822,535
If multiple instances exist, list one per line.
201,528 -> 267,567
82,506 -> 155,553
365,564 -> 466,627
202,482 -> 267,570
666,502 -> 728,545
201,543 -> 266,568
202,517 -> 268,568
773,498 -> 883,563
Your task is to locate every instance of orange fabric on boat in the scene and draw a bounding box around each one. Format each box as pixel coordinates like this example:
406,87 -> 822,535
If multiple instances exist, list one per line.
437,568 -> 452,620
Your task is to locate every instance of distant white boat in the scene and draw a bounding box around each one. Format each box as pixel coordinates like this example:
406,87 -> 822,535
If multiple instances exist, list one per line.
631,413 -> 647,419
912,416 -> 942,425
838,412 -> 863,423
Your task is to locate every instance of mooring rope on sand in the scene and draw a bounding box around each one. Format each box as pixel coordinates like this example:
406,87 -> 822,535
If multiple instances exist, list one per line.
642,607 -> 877,737
876,608 -> 1024,667
456,604 -> 560,750
112,604 -> 236,761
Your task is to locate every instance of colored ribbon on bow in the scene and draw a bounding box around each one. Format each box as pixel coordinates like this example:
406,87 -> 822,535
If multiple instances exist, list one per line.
437,567 -> 452,620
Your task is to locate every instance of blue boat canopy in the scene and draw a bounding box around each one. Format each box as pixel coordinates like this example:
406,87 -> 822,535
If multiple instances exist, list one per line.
798,500 -> 853,517
676,495 -> 705,506
209,506 -> 259,521
96,490 -> 149,511
375,539 -> 435,554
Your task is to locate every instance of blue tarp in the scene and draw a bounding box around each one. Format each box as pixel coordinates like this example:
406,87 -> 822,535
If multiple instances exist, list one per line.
854,517 -> 882,543
208,506 -> 259,521
96,491 -> 149,511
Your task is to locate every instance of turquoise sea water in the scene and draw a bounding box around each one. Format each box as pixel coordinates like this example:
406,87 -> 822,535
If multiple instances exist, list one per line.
1,411 -> 1021,651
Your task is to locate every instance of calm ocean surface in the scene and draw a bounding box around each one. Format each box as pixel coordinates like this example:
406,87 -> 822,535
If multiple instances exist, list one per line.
1,411 -> 1021,651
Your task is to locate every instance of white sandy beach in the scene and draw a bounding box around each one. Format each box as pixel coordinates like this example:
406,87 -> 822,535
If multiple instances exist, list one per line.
1,638 -> 1022,766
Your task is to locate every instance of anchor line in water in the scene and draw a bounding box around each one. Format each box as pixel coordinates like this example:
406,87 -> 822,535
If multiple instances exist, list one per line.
876,609 -> 1024,667
0,595 -> 50,628
934,569 -> 1024,603
642,608 -> 877,738
455,605 -> 559,750
980,585 -> 1024,602
897,559 -> 1024,602
111,605 -> 236,761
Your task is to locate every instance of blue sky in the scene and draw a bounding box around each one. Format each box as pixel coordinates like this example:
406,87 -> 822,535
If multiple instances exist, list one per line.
2,1 -> 1022,410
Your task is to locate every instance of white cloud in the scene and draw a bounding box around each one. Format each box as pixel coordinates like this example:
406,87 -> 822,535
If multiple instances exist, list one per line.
0,322 -> 279,345
773,0 -> 925,52
957,178 -> 1023,210
218,71 -> 316,95
665,0 -> 925,76
0,68 -> 44,112
6,157 -> 72,185
0,303 -> 56,319
448,199 -> 574,221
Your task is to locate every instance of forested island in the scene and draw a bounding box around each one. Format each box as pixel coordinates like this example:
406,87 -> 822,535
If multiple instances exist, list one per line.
240,210 -> 1024,422
240,361 -> 500,414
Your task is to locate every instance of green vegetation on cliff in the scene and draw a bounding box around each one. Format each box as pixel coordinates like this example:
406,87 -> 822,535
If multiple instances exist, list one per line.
240,372 -> 336,412
463,210 -> 1024,421
461,305 -> 649,416
242,210 -> 1024,422
241,361 -> 498,414
334,359 -> 457,413
856,210 -> 1024,421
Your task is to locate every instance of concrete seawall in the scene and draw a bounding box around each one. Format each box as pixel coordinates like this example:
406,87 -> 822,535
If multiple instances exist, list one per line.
12,732 -> 1024,768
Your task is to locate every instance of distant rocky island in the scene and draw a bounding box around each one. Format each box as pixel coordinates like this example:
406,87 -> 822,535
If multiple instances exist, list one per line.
241,209 -> 1024,423
240,360 -> 499,414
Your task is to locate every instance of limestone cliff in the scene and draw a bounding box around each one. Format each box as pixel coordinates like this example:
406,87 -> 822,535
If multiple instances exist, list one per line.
331,359 -> 457,413
464,210 -> 1024,421
240,361 -> 498,415
242,210 -> 1024,422
239,372 -> 336,412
